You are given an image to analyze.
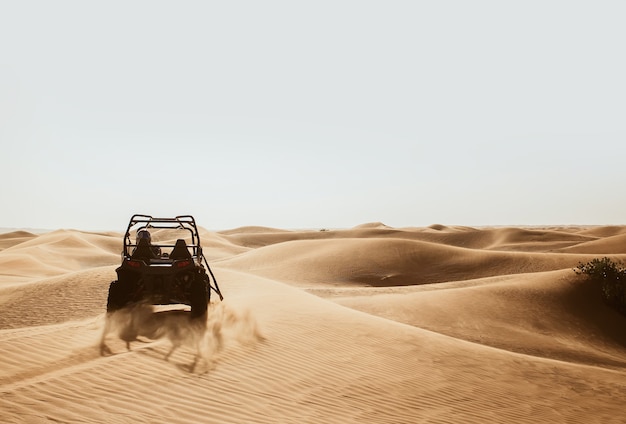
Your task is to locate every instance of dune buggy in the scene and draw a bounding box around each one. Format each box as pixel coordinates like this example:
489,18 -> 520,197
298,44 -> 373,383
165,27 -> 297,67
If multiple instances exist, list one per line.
107,214 -> 223,318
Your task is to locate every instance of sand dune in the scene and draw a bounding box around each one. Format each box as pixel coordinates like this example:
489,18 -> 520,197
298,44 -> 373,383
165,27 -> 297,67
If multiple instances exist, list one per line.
333,269 -> 626,368
0,230 -> 120,285
217,236 -> 607,287
1,224 -> 626,423
556,233 -> 626,254
217,224 -> 600,254
0,231 -> 37,251
199,230 -> 254,259
577,225 -> 626,238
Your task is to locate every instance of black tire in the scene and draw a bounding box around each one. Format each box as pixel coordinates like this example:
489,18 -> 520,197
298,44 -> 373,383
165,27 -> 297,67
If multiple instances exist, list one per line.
189,275 -> 208,319
107,280 -> 129,312
203,273 -> 212,303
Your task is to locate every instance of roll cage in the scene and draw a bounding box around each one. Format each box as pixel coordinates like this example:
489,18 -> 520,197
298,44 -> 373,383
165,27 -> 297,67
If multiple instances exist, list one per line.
123,214 -> 202,258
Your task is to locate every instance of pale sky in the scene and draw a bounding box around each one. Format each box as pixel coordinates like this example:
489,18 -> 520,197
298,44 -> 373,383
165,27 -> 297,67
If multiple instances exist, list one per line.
1,1 -> 625,231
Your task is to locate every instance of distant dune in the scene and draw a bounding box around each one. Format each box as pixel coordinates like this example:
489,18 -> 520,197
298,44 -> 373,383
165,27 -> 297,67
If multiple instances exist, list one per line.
1,224 -> 625,423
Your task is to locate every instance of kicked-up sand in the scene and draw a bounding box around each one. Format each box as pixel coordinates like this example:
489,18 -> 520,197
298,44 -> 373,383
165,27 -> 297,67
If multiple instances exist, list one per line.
1,223 -> 626,423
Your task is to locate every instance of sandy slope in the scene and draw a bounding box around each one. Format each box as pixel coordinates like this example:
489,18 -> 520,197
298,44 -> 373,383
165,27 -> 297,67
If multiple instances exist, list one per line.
1,224 -> 626,423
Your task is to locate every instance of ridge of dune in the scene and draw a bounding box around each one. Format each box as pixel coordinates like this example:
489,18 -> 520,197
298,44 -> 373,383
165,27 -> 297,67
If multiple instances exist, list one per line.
411,226 -> 596,251
219,225 -> 293,235
216,237 -> 608,288
217,227 -> 298,248
218,227 -> 395,249
1,230 -> 121,256
0,230 -> 37,239
199,231 -> 252,259
483,227 -> 598,252
487,227 -> 593,245
218,225 -> 600,253
424,224 -> 478,232
0,231 -> 120,284
577,225 -> 626,238
352,222 -> 391,229
0,231 -> 38,252
426,224 -> 479,231
556,232 -> 626,254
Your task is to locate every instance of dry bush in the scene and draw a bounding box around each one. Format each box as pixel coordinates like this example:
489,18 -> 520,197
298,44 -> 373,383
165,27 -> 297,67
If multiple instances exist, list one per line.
576,257 -> 626,314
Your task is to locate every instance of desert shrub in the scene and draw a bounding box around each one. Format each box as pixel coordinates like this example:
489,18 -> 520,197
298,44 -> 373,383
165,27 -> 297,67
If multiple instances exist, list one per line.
575,257 -> 626,314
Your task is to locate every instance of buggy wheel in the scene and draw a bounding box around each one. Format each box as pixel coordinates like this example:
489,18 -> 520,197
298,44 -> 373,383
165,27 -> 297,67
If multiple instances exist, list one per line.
203,273 -> 211,303
107,280 -> 129,312
189,276 -> 208,319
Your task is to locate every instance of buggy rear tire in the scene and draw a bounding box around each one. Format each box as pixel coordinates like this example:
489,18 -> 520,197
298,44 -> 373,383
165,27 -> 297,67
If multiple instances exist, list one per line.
203,273 -> 211,303
107,280 -> 129,312
189,276 -> 208,319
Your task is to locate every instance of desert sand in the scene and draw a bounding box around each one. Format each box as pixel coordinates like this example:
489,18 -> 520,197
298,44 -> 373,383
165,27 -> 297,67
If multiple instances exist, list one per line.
1,223 -> 626,423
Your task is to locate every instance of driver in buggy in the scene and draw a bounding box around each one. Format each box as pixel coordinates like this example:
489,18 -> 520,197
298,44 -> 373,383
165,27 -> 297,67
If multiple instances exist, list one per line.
133,230 -> 162,257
